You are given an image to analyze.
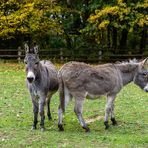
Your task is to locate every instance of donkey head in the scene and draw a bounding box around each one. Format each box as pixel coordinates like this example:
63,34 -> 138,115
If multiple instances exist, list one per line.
24,43 -> 40,83
134,58 -> 148,92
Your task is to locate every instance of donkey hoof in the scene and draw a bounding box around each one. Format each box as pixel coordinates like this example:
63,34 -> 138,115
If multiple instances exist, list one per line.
111,118 -> 117,126
104,121 -> 109,130
58,124 -> 64,131
48,116 -> 52,121
31,126 -> 36,131
112,121 -> 117,126
40,127 -> 45,132
105,126 -> 110,130
83,127 -> 90,133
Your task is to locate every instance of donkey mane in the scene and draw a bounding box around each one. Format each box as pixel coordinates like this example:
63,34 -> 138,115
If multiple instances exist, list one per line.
65,61 -> 139,74
115,63 -> 139,73
115,58 -> 138,64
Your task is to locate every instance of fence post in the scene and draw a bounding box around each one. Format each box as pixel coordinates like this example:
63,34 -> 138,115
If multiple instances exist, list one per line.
60,48 -> 63,62
98,50 -> 102,62
17,46 -> 22,63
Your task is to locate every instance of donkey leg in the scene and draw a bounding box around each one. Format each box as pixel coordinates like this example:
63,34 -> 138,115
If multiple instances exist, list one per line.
39,99 -> 45,131
46,93 -> 53,120
110,103 -> 117,125
31,99 -> 39,130
58,106 -> 64,131
58,87 -> 71,131
74,99 -> 90,132
104,95 -> 115,129
46,99 -> 52,120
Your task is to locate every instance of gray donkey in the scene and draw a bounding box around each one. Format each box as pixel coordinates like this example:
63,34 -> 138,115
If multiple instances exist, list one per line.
58,58 -> 148,132
24,44 -> 58,131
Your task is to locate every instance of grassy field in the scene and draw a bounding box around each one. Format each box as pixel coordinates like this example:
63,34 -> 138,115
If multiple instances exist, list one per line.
0,62 -> 148,148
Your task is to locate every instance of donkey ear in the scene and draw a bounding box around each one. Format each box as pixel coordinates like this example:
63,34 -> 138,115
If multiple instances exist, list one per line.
24,43 -> 29,53
141,57 -> 148,67
33,42 -> 39,54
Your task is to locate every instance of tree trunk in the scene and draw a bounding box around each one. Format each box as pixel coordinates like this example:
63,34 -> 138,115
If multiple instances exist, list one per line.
82,0 -> 90,26
67,0 -> 74,8
65,32 -> 72,48
140,27 -> 147,53
119,29 -> 128,50
107,26 -> 111,49
112,27 -> 117,51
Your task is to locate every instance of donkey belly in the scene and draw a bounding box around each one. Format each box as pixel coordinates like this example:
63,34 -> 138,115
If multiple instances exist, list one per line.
86,93 -> 101,100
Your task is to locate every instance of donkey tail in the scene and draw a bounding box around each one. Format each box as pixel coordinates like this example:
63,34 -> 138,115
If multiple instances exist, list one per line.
58,71 -> 65,113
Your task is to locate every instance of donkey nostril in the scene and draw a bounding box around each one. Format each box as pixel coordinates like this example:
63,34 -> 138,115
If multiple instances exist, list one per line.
27,77 -> 34,83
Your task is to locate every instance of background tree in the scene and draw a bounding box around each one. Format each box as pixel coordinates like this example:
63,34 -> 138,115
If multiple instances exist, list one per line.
83,0 -> 148,53
0,0 -> 147,58
0,0 -> 63,48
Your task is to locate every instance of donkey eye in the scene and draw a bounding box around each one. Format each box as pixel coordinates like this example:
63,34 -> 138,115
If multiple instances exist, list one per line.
35,62 -> 39,65
142,72 -> 147,76
142,72 -> 148,79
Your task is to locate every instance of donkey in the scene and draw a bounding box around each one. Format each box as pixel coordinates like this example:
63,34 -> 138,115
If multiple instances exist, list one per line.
24,44 -> 59,131
58,58 -> 148,132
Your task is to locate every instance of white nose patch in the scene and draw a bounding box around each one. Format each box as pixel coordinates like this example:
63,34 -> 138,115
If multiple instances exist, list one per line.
144,83 -> 148,91
27,71 -> 35,79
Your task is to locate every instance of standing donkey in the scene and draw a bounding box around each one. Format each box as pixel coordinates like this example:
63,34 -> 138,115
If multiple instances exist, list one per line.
58,58 -> 148,132
24,44 -> 59,131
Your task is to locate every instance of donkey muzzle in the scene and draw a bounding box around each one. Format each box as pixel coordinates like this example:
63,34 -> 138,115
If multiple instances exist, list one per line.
27,71 -> 35,83
144,88 -> 148,92
144,84 -> 148,92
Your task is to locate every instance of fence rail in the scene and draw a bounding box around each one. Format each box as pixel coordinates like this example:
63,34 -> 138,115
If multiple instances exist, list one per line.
0,48 -> 147,63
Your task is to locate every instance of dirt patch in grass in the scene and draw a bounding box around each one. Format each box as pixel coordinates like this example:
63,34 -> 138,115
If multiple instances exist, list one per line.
86,114 -> 103,124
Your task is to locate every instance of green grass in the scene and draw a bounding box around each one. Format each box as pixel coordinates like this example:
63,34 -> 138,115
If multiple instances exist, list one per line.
0,62 -> 148,148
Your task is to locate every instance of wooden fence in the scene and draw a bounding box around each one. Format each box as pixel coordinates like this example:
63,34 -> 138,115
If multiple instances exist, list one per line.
0,48 -> 147,63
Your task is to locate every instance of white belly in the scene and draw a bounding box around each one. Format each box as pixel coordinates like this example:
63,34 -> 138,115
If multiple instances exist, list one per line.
85,93 -> 101,100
